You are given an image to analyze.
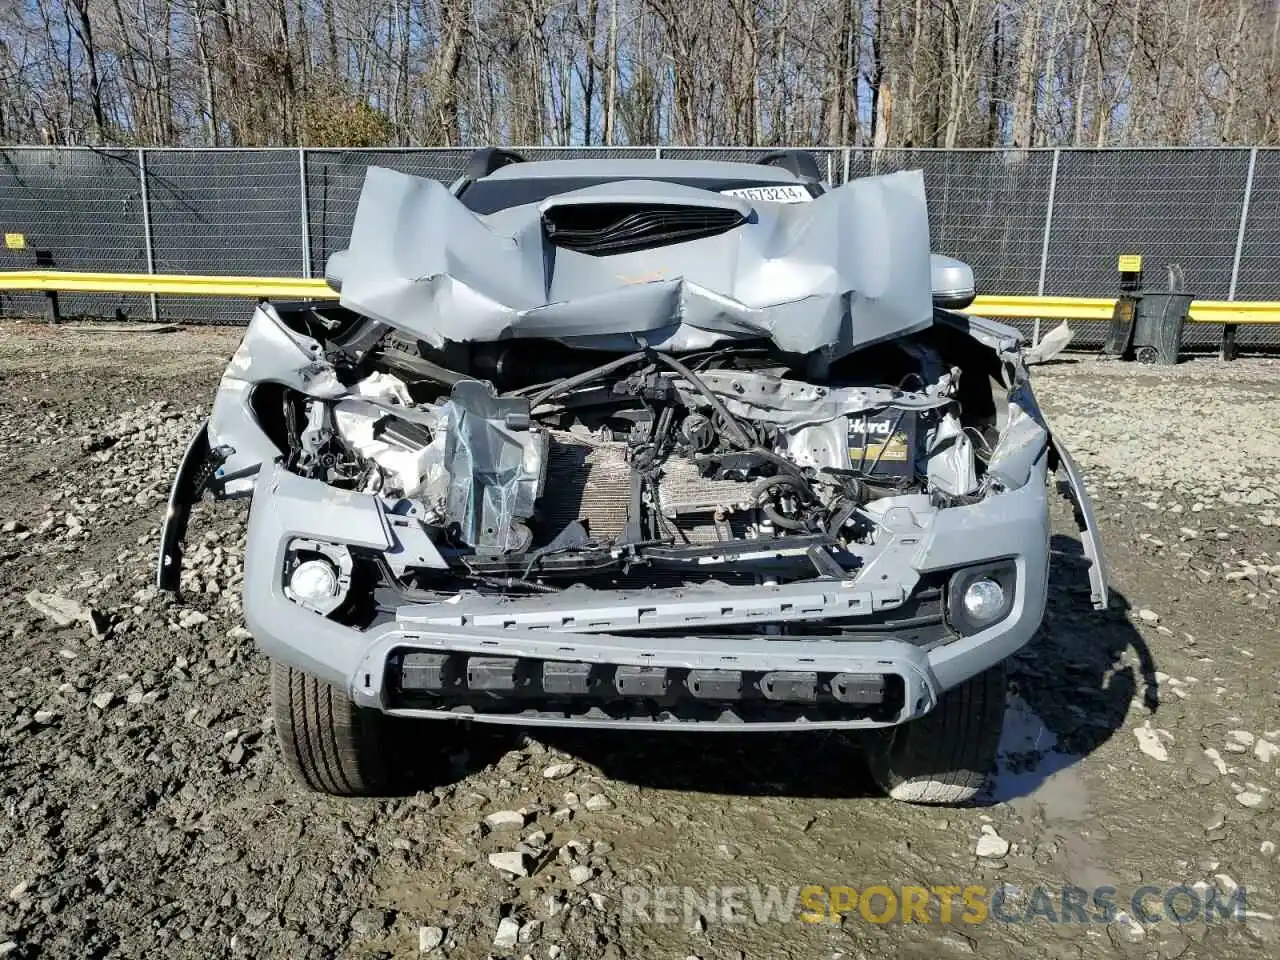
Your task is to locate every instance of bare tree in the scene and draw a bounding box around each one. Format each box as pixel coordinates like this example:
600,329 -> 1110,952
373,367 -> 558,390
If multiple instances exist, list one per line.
0,0 -> 1276,147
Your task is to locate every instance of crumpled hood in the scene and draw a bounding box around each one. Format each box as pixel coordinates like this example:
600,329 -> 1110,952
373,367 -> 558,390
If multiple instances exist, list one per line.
532,177 -> 757,215
336,165 -> 935,360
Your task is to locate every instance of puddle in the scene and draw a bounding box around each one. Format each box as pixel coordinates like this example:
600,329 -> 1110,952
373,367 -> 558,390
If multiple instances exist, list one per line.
987,693 -> 1088,818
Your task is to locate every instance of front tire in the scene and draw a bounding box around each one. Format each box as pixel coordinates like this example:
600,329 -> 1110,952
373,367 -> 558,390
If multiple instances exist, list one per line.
271,661 -> 389,796
865,662 -> 1007,805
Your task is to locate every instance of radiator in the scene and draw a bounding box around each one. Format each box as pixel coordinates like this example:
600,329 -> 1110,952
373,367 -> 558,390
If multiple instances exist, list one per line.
541,430 -> 753,544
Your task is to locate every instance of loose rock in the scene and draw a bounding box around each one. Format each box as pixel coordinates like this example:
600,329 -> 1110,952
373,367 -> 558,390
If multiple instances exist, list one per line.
418,926 -> 445,952
484,809 -> 529,831
1134,722 -> 1171,761
1204,748 -> 1231,775
1108,912 -> 1146,945
975,826 -> 1009,859
349,908 -> 392,937
489,851 -> 533,877
179,609 -> 209,629
24,591 -> 92,628
90,690 -> 116,711
1225,730 -> 1255,753
493,917 -> 520,950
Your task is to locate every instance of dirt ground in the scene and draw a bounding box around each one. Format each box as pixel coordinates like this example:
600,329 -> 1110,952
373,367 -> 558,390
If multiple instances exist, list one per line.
0,322 -> 1277,960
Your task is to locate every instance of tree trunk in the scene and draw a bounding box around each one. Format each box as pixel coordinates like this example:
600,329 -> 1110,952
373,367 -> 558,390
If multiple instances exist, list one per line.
193,2 -> 219,144
68,0 -> 107,140
428,0 -> 469,145
1011,0 -> 1041,147
603,0 -> 617,144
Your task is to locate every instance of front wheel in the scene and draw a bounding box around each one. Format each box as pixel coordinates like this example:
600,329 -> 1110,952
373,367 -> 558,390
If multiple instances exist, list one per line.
271,661 -> 390,796
865,662 -> 1007,805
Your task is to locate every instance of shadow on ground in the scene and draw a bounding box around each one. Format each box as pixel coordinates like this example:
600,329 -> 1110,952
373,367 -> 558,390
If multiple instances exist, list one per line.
386,718 -> 522,794
390,533 -> 1157,804
988,533 -> 1157,801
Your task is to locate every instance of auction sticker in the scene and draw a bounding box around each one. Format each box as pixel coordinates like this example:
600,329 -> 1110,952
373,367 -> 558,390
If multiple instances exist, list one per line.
720,184 -> 813,203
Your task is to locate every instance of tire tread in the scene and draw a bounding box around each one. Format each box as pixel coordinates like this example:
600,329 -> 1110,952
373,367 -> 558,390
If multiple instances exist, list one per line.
867,662 -> 1006,805
271,662 -> 387,796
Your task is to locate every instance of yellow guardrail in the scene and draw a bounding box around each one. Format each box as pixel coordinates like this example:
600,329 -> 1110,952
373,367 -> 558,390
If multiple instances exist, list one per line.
969,295 -> 1117,321
0,270 -> 330,300
1181,300 -> 1280,325
0,270 -> 1277,325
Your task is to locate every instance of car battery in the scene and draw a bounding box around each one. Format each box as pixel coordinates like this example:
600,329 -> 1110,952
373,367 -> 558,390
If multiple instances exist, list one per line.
847,409 -> 918,477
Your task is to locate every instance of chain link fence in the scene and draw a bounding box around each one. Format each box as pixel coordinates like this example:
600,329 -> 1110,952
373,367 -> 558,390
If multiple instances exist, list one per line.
852,149 -> 1055,298
0,148 -> 149,319
0,145 -> 1276,345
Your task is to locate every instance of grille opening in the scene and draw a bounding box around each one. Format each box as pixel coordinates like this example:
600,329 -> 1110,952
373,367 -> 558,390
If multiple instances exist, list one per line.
389,654 -> 907,725
543,203 -> 746,255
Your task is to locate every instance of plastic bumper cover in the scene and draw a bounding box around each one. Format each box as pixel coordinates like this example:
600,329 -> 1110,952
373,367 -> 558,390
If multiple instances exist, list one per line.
243,463 -> 1050,730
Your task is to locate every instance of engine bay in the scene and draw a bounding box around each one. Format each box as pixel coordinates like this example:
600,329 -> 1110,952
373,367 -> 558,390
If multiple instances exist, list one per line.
260,307 -> 1005,604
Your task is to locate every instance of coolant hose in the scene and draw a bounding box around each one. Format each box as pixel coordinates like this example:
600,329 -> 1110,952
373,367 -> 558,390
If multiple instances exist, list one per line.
526,350 -> 648,409
752,475 -> 810,530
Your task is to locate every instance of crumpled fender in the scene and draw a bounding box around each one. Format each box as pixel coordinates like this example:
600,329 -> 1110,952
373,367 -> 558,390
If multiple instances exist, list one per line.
157,302 -> 340,592
1048,435 -> 1110,611
936,307 -> 1108,611
156,420 -> 214,592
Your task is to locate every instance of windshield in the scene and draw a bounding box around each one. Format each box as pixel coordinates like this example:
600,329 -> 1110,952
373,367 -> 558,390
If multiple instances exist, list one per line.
457,176 -> 821,214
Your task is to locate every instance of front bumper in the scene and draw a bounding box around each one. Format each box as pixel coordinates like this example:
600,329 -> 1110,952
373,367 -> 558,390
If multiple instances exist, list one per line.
243,461 -> 1051,731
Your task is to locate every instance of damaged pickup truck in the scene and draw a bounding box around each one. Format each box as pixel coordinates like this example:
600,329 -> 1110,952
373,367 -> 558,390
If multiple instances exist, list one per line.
159,149 -> 1108,804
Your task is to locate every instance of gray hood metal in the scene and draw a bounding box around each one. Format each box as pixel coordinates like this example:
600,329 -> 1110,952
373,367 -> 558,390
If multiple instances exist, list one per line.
336,166 -> 935,360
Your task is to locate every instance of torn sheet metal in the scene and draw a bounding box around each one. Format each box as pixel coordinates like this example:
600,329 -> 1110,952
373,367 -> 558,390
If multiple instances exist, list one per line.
336,166 -> 935,361
1050,437 -> 1110,611
434,381 -> 547,555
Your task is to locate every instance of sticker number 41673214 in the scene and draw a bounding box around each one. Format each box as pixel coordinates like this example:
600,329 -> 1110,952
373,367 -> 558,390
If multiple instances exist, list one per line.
719,184 -> 813,204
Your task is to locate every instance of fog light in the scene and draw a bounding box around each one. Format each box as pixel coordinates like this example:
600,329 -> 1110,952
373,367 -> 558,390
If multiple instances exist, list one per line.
947,562 -> 1016,635
283,540 -> 354,617
962,578 -> 1006,622
289,559 -> 338,603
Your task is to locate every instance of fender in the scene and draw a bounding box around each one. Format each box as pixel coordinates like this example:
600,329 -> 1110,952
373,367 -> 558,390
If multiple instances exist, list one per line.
156,420 -> 215,592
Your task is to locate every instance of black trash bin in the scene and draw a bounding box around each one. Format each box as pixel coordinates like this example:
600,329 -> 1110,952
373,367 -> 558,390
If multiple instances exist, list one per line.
1102,263 -> 1193,365
1132,288 -> 1193,364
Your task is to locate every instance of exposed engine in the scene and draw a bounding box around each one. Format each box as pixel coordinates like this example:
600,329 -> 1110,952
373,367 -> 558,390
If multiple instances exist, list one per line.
147,158 -> 1107,793
270,318 -> 997,601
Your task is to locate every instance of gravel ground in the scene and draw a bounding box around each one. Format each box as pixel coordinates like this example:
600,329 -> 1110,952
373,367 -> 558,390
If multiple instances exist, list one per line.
0,322 -> 1277,960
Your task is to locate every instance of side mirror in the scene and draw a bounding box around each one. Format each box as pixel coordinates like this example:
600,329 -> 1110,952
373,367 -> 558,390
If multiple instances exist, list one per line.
324,250 -> 348,294
931,254 -> 975,309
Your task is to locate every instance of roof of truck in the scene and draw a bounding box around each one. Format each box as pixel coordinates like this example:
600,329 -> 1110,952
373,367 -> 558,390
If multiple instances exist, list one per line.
479,157 -> 807,183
